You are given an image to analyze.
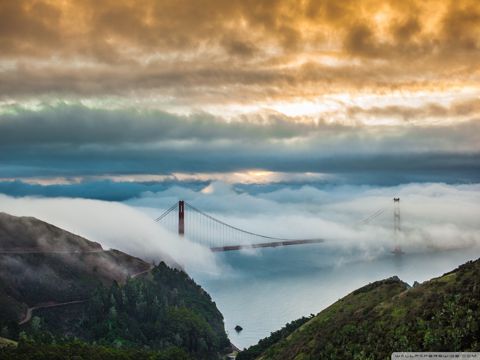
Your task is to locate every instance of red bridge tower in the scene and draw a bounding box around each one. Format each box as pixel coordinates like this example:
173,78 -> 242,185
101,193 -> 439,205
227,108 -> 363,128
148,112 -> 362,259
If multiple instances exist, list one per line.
178,200 -> 185,236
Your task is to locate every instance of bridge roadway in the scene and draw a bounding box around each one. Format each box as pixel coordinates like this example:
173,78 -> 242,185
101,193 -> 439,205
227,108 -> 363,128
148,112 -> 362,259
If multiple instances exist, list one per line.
210,238 -> 325,252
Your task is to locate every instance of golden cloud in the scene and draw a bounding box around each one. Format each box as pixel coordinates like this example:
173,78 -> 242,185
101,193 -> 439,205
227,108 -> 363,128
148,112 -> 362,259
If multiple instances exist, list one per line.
0,0 -> 479,112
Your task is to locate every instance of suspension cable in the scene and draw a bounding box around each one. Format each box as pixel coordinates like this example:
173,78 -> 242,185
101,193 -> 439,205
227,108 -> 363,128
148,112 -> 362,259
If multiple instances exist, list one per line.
184,201 -> 323,242
154,203 -> 178,222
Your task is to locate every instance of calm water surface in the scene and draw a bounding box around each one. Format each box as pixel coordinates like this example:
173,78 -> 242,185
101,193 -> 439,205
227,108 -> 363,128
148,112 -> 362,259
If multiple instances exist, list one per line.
191,245 -> 480,349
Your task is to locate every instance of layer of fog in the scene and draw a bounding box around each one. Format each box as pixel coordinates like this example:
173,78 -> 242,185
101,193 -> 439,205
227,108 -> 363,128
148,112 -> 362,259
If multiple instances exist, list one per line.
128,181 -> 480,265
1,182 -> 479,279
0,194 -> 223,275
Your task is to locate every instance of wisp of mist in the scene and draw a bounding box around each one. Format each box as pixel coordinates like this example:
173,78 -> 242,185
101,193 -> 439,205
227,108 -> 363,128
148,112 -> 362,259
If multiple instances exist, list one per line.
1,182 -> 479,276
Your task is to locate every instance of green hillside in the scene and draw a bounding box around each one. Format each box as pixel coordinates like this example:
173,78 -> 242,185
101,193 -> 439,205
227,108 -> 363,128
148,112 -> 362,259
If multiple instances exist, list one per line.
0,340 -> 190,359
0,213 -> 229,359
0,212 -> 151,335
238,258 -> 480,360
23,262 -> 230,358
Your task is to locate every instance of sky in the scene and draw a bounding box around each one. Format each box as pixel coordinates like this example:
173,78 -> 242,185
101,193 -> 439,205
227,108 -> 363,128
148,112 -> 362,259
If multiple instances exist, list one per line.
0,0 -> 479,191
1,2 -> 480,338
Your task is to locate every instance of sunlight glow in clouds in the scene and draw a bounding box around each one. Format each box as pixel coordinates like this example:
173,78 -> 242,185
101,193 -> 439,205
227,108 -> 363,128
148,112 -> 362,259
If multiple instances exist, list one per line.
0,171 -> 331,186
0,0 -> 479,188
1,0 -> 480,114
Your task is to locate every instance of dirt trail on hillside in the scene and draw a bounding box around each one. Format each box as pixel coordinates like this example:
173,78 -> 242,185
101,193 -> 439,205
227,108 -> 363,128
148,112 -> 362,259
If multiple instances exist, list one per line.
19,300 -> 88,325
18,265 -> 154,325
131,265 -> 154,278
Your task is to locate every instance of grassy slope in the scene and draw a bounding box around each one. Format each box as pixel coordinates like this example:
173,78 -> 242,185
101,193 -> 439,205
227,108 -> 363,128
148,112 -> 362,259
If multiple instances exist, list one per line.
240,258 -> 480,360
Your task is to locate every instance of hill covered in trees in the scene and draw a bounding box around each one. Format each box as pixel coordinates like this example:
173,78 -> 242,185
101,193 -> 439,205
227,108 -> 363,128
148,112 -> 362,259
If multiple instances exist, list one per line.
238,258 -> 480,360
23,262 -> 230,358
0,213 -> 229,359
0,340 -> 191,360
0,212 -> 151,336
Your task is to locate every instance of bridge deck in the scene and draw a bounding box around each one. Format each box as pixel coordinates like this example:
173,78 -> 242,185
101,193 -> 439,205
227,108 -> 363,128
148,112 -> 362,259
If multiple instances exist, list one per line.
210,239 -> 325,252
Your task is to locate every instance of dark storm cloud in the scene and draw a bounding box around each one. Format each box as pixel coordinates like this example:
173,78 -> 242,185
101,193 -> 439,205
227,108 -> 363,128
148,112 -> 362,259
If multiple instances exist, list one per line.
0,104 -> 316,145
1,103 -> 479,147
0,180 -> 207,201
0,104 -> 479,183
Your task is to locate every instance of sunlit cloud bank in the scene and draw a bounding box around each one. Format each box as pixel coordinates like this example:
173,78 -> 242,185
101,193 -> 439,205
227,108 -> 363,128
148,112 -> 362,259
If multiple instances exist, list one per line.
1,0 -> 479,112
0,194 -> 223,276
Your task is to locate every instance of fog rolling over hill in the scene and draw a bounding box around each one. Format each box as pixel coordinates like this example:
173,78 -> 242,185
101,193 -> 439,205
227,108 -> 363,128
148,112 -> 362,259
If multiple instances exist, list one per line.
238,258 -> 480,360
0,213 -> 230,359
0,212 -> 151,321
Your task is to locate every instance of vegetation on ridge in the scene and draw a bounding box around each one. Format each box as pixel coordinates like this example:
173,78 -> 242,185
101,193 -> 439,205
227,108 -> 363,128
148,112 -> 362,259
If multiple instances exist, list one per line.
0,340 -> 191,360
239,259 -> 480,359
6,262 -> 230,359
0,213 -> 229,359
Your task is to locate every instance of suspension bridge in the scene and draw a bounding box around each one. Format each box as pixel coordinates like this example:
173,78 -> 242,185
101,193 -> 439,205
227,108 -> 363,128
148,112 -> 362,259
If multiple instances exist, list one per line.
155,201 -> 325,252
155,199 -> 404,253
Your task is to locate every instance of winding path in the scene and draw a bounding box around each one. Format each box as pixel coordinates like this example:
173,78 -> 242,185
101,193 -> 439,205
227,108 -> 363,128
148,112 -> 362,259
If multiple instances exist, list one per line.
18,265 -> 154,325
19,300 -> 88,325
